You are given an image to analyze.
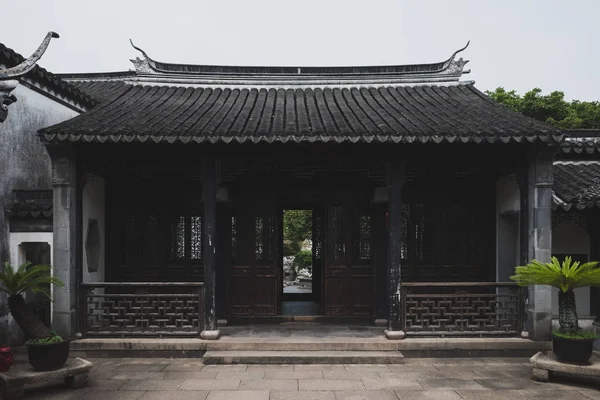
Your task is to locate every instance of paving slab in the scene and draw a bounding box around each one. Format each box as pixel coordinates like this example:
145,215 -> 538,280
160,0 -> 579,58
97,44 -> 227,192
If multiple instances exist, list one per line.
271,391 -> 335,400
456,389 -> 592,399
238,378 -> 298,391
206,390 -> 269,400
324,370 -> 381,380
394,390 -> 464,400
299,379 -> 365,391
361,377 -> 423,390
334,390 -> 399,400
295,365 -> 346,371
115,363 -> 168,372
264,370 -> 323,379
164,371 -> 217,379
119,378 -> 184,390
139,391 -> 209,400
79,378 -> 126,391
215,370 -> 266,379
473,378 -> 540,390
179,378 -> 241,390
417,378 -> 487,390
110,371 -> 167,380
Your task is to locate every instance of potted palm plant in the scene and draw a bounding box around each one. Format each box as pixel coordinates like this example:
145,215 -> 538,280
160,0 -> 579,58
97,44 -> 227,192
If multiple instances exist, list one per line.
0,262 -> 69,371
511,256 -> 600,364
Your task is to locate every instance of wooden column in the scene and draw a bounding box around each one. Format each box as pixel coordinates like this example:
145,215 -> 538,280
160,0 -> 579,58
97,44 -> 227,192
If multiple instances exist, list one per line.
385,158 -> 406,339
201,157 -> 219,339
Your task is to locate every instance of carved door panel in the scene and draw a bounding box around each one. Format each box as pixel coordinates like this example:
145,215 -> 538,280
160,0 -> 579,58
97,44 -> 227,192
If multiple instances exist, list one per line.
228,199 -> 280,316
324,201 -> 374,316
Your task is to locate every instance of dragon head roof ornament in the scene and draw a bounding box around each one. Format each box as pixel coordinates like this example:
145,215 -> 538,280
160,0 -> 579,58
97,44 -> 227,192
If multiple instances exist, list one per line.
0,31 -> 59,123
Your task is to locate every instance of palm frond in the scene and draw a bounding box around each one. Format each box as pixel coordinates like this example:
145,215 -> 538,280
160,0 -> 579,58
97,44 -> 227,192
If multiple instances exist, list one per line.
511,256 -> 600,292
0,262 -> 63,298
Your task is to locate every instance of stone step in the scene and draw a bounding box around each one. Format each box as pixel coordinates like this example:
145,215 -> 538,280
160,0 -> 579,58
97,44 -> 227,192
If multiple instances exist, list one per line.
208,339 -> 397,351
203,350 -> 405,364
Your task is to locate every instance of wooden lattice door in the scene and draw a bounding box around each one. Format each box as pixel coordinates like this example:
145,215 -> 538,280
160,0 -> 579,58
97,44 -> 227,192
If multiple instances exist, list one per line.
227,199 -> 281,316
323,200 -> 374,316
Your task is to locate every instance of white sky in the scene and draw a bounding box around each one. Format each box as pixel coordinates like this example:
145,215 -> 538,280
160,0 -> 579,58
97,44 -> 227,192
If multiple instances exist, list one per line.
1,0 -> 598,101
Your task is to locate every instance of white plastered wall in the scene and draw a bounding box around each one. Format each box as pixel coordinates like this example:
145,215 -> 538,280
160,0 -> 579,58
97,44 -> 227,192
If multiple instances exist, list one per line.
552,219 -> 591,317
82,175 -> 105,283
8,232 -> 53,333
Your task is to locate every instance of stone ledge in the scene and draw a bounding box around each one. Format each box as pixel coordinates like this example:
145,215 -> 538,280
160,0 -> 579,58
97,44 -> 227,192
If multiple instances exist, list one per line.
530,351 -> 600,382
397,338 -> 552,351
0,358 -> 92,400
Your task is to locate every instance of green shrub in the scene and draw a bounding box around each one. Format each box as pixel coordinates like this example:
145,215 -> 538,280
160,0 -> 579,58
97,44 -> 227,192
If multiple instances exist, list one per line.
26,333 -> 63,345
293,250 -> 312,272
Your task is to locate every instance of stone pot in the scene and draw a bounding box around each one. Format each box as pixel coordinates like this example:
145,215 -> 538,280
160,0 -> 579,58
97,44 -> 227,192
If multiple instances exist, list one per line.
26,340 -> 70,371
552,334 -> 595,365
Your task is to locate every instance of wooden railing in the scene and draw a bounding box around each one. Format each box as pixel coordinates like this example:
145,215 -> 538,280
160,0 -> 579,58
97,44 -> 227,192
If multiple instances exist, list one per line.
79,282 -> 204,338
401,282 -> 524,337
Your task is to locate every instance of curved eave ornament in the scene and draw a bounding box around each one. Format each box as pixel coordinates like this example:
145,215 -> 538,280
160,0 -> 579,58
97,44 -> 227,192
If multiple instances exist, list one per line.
0,31 -> 59,123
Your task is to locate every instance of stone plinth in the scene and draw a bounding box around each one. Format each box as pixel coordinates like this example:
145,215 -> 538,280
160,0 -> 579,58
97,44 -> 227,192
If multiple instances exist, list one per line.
530,351 -> 600,383
0,357 -> 92,400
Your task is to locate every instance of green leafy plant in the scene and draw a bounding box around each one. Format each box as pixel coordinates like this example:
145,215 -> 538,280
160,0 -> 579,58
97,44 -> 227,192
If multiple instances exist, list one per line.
26,334 -> 63,345
293,250 -> 313,273
0,262 -> 64,340
510,256 -> 600,337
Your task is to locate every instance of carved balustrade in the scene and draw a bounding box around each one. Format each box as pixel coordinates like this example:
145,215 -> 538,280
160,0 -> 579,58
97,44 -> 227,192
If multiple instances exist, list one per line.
79,282 -> 204,338
401,282 -> 524,337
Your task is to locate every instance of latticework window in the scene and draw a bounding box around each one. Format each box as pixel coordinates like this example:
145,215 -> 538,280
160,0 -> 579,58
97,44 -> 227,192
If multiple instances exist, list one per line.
353,215 -> 371,261
190,216 -> 202,260
255,215 -> 274,261
231,216 -> 237,259
170,216 -> 186,260
314,215 -> 323,261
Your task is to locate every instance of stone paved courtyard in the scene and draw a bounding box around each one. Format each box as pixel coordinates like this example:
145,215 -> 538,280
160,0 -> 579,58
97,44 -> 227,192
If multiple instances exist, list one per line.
17,357 -> 600,400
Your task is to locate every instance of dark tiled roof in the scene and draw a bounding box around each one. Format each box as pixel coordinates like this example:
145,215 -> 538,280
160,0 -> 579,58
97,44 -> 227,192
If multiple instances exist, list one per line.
66,79 -> 133,104
0,42 -> 96,108
39,83 -> 561,144
553,161 -> 600,210
560,130 -> 600,154
6,190 -> 53,218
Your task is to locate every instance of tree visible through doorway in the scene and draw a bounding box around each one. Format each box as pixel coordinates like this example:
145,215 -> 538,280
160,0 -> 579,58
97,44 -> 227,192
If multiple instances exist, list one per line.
283,209 -> 312,294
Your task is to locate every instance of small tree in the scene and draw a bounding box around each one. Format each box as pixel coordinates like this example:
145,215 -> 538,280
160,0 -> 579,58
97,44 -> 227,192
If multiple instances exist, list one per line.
0,262 -> 63,340
510,256 -> 600,336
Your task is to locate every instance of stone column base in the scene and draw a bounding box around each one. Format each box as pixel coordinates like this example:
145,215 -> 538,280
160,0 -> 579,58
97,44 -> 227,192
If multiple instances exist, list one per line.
200,330 -> 221,340
384,329 -> 406,340
527,310 -> 552,341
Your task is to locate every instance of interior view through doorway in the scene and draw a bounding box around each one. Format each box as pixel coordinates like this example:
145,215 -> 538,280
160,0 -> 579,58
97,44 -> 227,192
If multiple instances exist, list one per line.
281,209 -> 321,316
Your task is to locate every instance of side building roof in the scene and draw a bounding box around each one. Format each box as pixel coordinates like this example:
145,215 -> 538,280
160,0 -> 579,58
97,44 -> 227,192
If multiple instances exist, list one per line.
0,41 -> 96,110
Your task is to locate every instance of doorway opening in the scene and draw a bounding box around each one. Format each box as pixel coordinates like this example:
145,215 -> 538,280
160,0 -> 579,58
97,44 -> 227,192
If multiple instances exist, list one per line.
281,209 -> 320,315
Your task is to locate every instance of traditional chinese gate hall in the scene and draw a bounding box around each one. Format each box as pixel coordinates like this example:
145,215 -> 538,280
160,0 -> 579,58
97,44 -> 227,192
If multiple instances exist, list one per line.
40,42 -> 561,340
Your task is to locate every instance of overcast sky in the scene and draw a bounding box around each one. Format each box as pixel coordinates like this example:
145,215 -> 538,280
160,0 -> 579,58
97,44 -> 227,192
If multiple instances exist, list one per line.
1,0 -> 598,101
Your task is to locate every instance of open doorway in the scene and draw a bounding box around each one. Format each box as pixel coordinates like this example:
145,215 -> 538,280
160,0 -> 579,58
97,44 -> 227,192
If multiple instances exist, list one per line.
281,209 -> 320,315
